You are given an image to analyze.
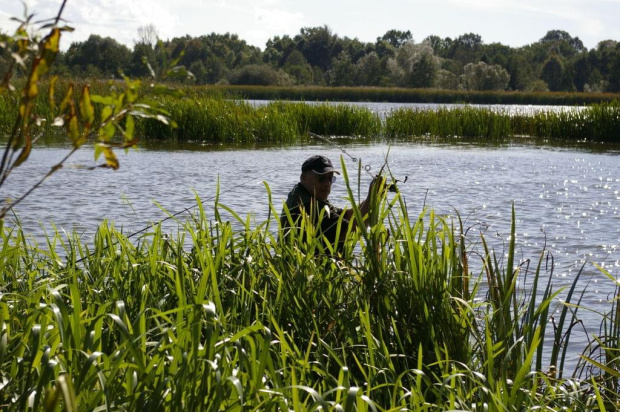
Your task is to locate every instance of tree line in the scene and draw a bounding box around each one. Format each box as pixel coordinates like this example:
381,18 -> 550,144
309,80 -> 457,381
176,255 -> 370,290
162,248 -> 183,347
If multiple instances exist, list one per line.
2,24 -> 620,93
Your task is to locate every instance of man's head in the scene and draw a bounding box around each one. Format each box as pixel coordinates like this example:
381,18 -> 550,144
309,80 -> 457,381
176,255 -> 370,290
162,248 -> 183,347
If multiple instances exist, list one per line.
300,155 -> 340,201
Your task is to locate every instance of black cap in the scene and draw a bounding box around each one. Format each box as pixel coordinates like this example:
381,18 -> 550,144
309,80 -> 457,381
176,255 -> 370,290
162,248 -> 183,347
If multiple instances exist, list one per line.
301,155 -> 340,175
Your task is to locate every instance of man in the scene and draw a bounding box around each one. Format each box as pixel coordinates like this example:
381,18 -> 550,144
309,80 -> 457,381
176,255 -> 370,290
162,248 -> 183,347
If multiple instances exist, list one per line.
280,154 -> 384,255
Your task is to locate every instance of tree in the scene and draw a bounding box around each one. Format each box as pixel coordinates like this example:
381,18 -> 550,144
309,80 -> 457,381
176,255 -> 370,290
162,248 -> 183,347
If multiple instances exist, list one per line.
607,53 -> 620,92
130,42 -> 159,77
449,33 -> 484,65
571,54 -> 591,92
434,69 -> 459,89
354,52 -> 387,86
329,51 -> 356,86
541,55 -> 565,91
480,43 -> 512,68
460,61 -> 509,91
295,26 -> 337,71
65,34 -> 131,76
379,30 -> 412,49
387,41 -> 440,88
540,30 -> 586,54
282,50 -> 313,84
263,35 -> 297,67
136,23 -> 159,47
424,35 -> 452,58
228,64 -> 292,86
506,52 -> 534,91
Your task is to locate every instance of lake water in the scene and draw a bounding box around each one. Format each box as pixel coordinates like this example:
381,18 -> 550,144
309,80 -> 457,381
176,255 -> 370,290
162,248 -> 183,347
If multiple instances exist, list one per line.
248,100 -> 587,118
3,105 -> 620,376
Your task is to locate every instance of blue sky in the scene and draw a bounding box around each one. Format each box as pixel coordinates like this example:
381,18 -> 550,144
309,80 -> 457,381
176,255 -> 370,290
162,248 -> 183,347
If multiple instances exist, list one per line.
2,0 -> 619,50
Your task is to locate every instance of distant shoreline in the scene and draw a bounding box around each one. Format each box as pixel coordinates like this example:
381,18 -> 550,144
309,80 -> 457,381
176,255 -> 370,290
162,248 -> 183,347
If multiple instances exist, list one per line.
196,85 -> 620,106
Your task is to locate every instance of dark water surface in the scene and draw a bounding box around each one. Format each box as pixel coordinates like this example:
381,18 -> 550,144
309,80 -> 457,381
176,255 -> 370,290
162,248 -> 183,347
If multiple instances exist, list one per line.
5,138 -> 620,374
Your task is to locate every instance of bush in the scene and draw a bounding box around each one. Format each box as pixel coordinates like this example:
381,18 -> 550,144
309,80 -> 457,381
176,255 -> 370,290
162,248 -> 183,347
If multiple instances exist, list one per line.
228,64 -> 293,86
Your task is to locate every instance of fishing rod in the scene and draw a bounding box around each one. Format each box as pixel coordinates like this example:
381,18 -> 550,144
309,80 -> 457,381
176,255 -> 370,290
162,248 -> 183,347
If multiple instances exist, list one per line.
308,132 -> 408,192
73,176 -> 261,264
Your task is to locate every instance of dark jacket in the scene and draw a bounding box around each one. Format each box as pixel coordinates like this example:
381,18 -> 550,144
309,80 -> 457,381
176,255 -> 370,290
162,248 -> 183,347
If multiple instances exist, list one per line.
280,183 -> 348,253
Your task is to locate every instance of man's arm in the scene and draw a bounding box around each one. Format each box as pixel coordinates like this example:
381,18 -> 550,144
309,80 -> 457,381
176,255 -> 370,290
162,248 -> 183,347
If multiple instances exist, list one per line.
342,176 -> 387,230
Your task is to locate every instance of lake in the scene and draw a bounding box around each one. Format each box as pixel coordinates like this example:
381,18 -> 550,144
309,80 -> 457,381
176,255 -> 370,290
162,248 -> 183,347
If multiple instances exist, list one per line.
3,106 -> 620,375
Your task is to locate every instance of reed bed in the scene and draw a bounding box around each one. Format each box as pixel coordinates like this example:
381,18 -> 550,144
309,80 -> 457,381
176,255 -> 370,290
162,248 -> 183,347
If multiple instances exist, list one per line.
137,98 -> 382,143
193,85 -> 620,106
2,168 -> 619,410
384,102 -> 620,142
138,97 -> 620,143
2,84 -> 620,144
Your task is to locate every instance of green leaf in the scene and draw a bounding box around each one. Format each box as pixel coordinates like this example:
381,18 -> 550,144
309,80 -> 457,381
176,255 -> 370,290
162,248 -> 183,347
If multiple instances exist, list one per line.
94,143 -> 103,161
48,75 -> 58,113
80,86 -> 95,125
13,134 -> 32,167
102,146 -> 119,170
151,84 -> 185,98
99,106 -> 115,142
59,84 -> 74,115
90,95 -> 115,105
68,112 -> 81,147
124,115 -> 134,141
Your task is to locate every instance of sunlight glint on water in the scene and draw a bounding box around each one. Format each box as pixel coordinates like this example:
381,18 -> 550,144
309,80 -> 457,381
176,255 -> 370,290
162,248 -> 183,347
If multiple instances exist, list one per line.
4,139 -> 620,372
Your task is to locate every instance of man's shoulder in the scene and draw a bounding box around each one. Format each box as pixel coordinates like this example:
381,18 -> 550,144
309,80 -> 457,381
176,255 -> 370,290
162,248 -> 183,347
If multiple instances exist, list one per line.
285,184 -> 312,207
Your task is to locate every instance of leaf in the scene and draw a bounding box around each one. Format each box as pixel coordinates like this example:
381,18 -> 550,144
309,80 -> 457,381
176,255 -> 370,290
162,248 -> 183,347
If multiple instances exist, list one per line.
48,75 -> 58,113
27,69 -> 39,99
124,115 -> 134,141
68,112 -> 81,147
90,95 -> 115,105
99,106 -> 115,142
59,84 -> 74,115
94,144 -> 103,161
102,146 -> 119,170
151,84 -> 185,98
13,134 -> 32,168
79,86 -> 95,125
100,123 -> 115,142
143,57 -> 156,78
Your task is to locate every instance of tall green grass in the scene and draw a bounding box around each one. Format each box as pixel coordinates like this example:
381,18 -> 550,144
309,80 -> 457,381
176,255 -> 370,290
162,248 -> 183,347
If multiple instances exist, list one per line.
384,102 -> 620,142
135,98 -> 620,144
3,82 -> 620,144
2,166 -> 618,410
138,98 -> 382,143
192,85 -> 620,106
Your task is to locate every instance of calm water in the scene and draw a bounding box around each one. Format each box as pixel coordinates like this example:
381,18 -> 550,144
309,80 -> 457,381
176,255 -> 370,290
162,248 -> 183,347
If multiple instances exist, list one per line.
4,137 -> 620,375
248,100 -> 586,118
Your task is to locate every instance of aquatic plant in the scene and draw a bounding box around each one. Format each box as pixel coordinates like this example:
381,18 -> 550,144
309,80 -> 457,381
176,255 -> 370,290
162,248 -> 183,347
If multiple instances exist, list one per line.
1,165 -> 618,410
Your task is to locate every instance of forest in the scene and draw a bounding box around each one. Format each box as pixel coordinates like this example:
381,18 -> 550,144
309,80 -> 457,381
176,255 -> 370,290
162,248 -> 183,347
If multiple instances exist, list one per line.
2,25 -> 619,93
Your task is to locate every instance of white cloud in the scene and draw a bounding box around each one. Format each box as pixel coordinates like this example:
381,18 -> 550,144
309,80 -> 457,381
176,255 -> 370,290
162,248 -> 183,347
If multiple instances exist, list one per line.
1,0 -> 618,51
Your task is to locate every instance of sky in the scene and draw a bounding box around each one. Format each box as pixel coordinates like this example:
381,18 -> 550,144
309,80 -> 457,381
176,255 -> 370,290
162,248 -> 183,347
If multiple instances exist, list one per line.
1,0 -> 619,51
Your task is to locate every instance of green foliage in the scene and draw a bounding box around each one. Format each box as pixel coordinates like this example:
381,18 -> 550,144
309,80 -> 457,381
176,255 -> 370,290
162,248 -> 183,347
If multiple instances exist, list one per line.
137,97 -> 381,143
1,170 -> 618,409
542,55 -> 566,92
385,101 -> 620,142
64,34 -> 132,77
198,84 -> 620,105
227,64 -> 292,86
460,61 -> 510,91
0,2 -> 189,219
14,11 -> 620,94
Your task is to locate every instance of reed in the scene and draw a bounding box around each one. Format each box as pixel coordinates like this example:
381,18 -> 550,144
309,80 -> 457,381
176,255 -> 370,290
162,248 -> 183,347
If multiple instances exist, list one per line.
384,101 -> 620,142
189,85 -> 620,106
137,97 -> 382,143
3,82 -> 620,144
1,166 -> 618,410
